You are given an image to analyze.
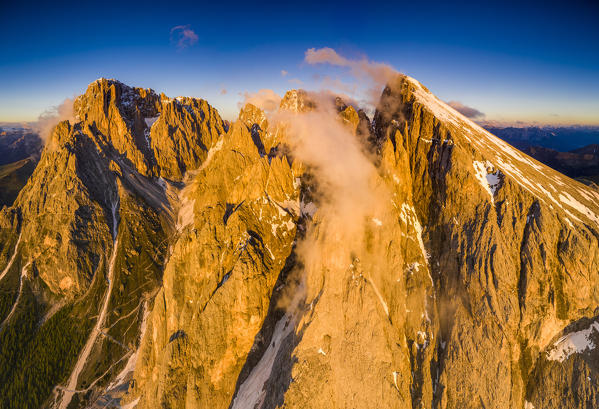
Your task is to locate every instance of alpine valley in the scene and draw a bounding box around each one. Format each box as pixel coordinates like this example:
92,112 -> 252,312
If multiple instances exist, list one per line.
1,75 -> 599,409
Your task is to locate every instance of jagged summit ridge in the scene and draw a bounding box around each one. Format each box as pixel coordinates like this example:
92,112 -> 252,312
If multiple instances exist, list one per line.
69,77 -> 226,181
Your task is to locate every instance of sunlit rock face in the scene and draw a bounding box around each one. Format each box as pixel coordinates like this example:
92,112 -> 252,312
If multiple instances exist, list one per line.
0,76 -> 598,409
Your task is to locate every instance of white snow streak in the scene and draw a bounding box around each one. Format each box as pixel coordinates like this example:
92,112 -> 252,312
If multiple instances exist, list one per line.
0,231 -> 22,283
559,192 -> 599,225
368,277 -> 389,317
392,371 -> 400,391
0,262 -> 30,331
176,190 -> 195,232
198,138 -> 224,173
398,203 -> 428,261
174,138 -> 225,232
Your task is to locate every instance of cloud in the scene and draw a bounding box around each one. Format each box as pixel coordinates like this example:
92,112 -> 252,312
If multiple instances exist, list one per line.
320,76 -> 357,95
303,89 -> 361,111
281,70 -> 288,77
240,89 -> 282,112
305,47 -> 351,66
34,98 -> 75,144
304,47 -> 398,106
446,101 -> 485,119
170,25 -> 198,49
230,48 -> 402,322
268,96 -> 392,310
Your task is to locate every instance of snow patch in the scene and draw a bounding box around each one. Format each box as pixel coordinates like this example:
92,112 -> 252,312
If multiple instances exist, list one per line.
398,203 -> 429,262
473,161 -> 501,202
176,192 -> 195,232
547,321 -> 599,362
197,138 -> 224,173
264,244 -> 275,260
416,330 -> 429,349
408,79 -> 461,129
144,116 -> 159,128
406,76 -> 599,227
230,315 -> 294,409
406,262 -> 421,273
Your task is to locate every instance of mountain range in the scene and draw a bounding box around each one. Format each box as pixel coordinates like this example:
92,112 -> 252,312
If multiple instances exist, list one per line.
0,127 -> 42,207
1,76 -> 599,409
484,126 -> 599,152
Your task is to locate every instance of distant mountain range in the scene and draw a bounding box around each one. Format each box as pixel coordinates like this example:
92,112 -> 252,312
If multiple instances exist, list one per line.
0,127 -> 42,166
482,126 -> 599,185
0,127 -> 42,207
484,125 -> 599,152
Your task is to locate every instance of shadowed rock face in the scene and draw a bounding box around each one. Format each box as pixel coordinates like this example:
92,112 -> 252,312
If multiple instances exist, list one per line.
0,76 -> 598,409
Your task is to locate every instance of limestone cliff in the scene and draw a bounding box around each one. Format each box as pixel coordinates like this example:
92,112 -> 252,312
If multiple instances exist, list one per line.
0,78 -> 225,409
0,76 -> 598,409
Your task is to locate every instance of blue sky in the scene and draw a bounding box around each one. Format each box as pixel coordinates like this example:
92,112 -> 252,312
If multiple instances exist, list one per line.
1,0 -> 598,124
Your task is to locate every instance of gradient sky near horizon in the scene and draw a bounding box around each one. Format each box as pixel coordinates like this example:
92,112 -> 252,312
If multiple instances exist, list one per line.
1,0 -> 598,125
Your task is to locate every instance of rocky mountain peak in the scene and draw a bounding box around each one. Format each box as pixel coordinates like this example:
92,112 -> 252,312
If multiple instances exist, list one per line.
1,76 -> 599,409
279,89 -> 316,112
238,103 -> 268,130
74,77 -> 161,123
68,79 -> 227,181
